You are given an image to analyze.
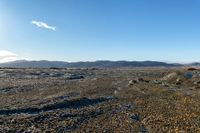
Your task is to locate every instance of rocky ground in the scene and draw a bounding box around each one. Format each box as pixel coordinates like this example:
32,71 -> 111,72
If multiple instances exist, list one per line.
0,68 -> 200,132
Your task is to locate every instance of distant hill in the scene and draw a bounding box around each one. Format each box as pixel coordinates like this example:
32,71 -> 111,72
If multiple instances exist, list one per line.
187,62 -> 200,67
0,60 -> 182,68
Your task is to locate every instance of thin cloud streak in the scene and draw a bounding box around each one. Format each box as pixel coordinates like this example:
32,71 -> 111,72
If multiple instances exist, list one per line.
31,21 -> 56,31
0,50 -> 18,63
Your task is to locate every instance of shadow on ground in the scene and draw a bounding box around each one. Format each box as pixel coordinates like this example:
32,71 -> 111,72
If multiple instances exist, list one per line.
0,97 -> 110,115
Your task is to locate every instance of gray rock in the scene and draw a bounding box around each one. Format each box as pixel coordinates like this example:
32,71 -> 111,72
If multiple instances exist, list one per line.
130,114 -> 140,122
153,80 -> 162,84
140,124 -> 148,133
161,82 -> 169,87
184,72 -> 193,78
128,80 -> 138,86
65,74 -> 84,80
162,72 -> 178,81
50,72 -> 64,77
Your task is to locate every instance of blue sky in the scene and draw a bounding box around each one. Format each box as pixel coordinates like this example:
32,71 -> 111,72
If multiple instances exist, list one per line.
0,0 -> 200,63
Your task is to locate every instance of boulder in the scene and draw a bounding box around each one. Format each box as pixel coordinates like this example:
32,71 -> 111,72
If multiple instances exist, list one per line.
161,72 -> 178,81
128,80 -> 138,86
187,67 -> 198,71
184,72 -> 193,79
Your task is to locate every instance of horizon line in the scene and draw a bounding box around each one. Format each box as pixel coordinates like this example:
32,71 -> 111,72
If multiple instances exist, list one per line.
0,59 -> 199,64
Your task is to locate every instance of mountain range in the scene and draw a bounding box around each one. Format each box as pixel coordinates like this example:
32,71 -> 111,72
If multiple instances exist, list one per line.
0,60 -> 188,68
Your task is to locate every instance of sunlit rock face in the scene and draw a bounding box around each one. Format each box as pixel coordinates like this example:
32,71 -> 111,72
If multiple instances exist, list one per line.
0,50 -> 18,63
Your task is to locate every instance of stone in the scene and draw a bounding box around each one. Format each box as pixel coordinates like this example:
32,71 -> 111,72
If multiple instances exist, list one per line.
184,72 -> 193,79
130,114 -> 140,122
162,72 -> 178,81
161,82 -> 169,87
65,74 -> 84,80
187,67 -> 197,71
194,81 -> 200,85
114,90 -> 118,95
128,80 -> 138,86
137,78 -> 145,82
153,80 -> 162,84
50,72 -> 64,77
176,82 -> 181,85
140,124 -> 148,133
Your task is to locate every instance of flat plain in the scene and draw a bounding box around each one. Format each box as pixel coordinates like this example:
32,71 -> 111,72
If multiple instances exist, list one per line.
0,68 -> 200,132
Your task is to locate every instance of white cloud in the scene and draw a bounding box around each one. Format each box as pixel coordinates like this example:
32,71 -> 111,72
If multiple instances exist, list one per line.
31,21 -> 56,31
0,50 -> 18,63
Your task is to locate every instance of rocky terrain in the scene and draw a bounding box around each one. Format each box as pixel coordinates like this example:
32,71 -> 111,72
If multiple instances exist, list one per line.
0,68 -> 200,132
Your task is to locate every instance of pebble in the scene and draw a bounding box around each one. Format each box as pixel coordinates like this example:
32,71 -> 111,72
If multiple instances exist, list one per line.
130,114 -> 140,122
